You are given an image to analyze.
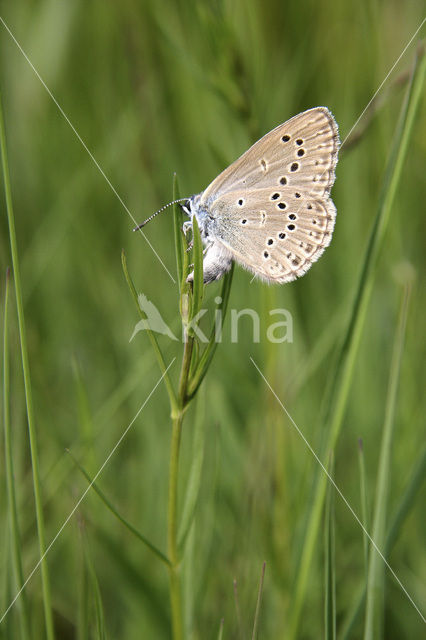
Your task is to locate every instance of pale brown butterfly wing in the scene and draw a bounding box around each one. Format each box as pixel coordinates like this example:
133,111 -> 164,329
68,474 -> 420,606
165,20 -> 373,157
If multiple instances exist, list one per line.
206,188 -> 336,282
201,107 -> 339,202
198,107 -> 339,282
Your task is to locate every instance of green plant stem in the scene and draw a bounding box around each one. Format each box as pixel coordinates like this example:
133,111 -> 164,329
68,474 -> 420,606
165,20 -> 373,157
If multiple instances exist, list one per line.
168,334 -> 195,640
0,93 -> 55,639
364,282 -> 411,640
168,411 -> 184,640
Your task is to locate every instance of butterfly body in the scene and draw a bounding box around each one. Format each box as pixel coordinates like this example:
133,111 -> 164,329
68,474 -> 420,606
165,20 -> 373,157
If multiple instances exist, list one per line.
184,107 -> 339,284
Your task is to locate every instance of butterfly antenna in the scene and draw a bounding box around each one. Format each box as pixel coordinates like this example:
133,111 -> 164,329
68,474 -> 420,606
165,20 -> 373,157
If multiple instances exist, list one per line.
133,198 -> 189,231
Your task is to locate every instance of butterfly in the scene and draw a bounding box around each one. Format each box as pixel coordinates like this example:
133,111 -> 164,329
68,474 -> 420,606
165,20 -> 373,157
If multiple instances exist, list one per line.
182,107 -> 339,284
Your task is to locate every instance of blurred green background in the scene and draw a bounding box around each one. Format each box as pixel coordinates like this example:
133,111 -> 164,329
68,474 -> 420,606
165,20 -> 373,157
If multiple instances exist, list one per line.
0,1 -> 425,638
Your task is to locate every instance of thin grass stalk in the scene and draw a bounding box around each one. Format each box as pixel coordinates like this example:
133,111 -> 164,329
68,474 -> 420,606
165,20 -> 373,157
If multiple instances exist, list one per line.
166,205 -> 201,640
121,250 -> 178,416
0,92 -> 55,639
363,282 -> 411,640
124,175 -> 233,638
3,269 -> 31,640
324,456 -> 336,640
251,562 -> 266,640
288,45 -> 426,639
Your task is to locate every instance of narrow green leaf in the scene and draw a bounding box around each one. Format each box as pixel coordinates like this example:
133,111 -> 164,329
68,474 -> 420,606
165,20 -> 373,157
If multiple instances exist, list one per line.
173,174 -> 185,288
3,269 -> 31,640
364,283 -> 411,640
121,249 -> 178,415
179,232 -> 191,324
187,262 -> 234,399
190,214 -> 204,321
288,45 -> 426,639
68,450 -> 172,567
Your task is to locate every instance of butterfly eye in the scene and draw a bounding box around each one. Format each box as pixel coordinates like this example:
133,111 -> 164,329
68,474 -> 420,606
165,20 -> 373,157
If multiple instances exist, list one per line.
288,214 -> 297,220
278,232 -> 286,239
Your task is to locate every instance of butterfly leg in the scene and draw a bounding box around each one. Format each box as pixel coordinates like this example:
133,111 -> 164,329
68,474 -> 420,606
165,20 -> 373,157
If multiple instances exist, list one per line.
187,240 -> 233,284
182,220 -> 192,235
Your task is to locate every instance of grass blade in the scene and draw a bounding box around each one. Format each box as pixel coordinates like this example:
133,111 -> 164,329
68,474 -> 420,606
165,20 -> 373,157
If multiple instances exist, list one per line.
288,44 -> 426,639
0,91 -> 55,639
3,269 -> 31,640
363,282 -> 411,640
190,214 -> 204,321
173,174 -> 185,288
67,450 -> 171,567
